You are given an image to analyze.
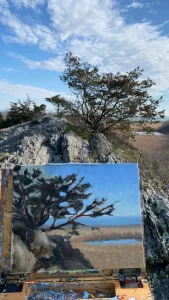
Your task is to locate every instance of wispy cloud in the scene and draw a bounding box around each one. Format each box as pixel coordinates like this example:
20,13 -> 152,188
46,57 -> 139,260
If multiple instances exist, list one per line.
7,51 -> 65,71
127,1 -> 144,9
10,0 -> 45,9
0,79 -> 65,111
0,79 -> 56,99
121,1 -> 150,12
0,0 -> 9,8
0,3 -> 58,51
2,67 -> 15,72
1,0 -> 169,98
149,9 -> 157,14
0,79 -> 73,112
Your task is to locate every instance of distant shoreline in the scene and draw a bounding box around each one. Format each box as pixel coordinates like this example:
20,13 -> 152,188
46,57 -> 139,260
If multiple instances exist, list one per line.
48,225 -> 143,240
88,224 -> 141,228
60,224 -> 141,230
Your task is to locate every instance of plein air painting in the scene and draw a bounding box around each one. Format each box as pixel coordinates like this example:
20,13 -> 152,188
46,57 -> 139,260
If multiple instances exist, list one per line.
11,164 -> 144,273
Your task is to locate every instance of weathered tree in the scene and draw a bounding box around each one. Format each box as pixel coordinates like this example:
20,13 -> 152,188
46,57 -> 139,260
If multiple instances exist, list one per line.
13,166 -> 117,238
46,52 -> 165,136
45,95 -> 72,117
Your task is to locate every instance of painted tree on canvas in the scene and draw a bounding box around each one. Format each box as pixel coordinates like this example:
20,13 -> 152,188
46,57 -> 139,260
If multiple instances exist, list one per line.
12,165 -> 118,271
13,166 -> 117,237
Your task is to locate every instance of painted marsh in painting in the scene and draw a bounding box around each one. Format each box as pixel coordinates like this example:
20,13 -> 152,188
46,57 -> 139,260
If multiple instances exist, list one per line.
11,164 -> 144,273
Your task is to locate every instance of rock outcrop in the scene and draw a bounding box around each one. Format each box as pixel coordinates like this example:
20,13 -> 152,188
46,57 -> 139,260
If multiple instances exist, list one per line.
0,117 -> 121,168
1,117 -> 169,299
142,186 -> 169,299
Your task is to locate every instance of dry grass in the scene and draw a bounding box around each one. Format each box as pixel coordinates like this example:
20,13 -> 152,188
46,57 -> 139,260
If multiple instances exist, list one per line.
122,121 -> 167,152
72,242 -> 144,269
107,121 -> 168,153
130,121 -> 168,153
47,226 -> 142,241
47,226 -> 144,270
132,134 -> 168,153
131,122 -> 163,132
71,226 -> 142,242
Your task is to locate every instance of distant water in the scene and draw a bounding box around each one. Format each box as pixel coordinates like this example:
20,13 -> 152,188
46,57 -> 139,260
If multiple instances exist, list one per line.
77,216 -> 141,227
135,131 -> 164,136
85,238 -> 141,245
42,216 -> 141,229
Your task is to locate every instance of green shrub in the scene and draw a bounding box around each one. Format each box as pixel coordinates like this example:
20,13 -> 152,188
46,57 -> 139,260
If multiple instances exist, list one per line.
65,123 -> 92,141
115,148 -> 139,162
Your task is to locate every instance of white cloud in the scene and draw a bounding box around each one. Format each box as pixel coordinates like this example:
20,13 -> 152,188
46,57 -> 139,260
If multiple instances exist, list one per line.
10,0 -> 45,9
149,9 -> 157,14
2,67 -> 15,72
0,80 -> 66,111
24,56 -> 64,71
121,1 -> 151,12
1,0 -> 169,99
47,0 -> 124,41
0,3 -> 58,51
7,52 -> 65,71
127,1 -> 144,8
0,0 -> 9,8
0,80 -> 56,99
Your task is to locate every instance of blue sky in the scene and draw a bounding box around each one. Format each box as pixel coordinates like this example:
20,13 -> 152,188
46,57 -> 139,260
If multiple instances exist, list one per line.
0,0 -> 169,116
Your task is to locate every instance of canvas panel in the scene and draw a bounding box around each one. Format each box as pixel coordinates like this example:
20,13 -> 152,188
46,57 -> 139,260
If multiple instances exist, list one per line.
10,163 -> 145,274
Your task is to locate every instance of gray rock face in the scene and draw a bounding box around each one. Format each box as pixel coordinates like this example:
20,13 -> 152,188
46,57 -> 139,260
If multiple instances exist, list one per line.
0,117 -> 121,168
0,118 -> 64,167
1,117 -> 169,299
142,189 -> 169,299
143,192 -> 169,265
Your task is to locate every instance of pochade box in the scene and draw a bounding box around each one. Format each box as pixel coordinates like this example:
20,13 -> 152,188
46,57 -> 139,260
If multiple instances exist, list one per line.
0,164 -> 151,300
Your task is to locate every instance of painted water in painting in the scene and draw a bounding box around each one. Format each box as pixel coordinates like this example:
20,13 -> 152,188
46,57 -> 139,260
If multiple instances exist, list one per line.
11,164 -> 144,273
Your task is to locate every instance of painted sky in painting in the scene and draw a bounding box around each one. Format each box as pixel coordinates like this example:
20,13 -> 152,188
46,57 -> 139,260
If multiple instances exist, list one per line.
42,164 -> 141,218
18,164 -> 141,226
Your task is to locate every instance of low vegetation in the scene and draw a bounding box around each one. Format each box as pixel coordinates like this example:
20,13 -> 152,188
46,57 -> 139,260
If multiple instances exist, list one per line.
65,123 -> 92,142
142,145 -> 169,191
0,96 -> 46,129
115,148 -> 140,163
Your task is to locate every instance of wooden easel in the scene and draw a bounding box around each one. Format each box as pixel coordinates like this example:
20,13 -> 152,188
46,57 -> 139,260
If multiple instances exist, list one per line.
0,170 -> 152,300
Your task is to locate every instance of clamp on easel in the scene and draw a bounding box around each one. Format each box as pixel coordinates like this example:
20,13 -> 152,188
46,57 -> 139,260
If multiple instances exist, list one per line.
118,268 -> 143,289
